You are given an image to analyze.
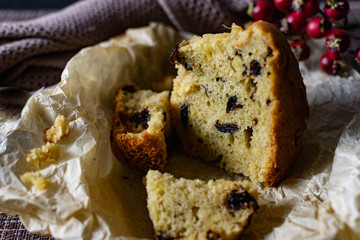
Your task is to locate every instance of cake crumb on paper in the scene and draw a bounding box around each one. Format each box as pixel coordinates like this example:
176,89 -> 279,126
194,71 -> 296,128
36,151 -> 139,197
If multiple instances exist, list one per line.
26,142 -> 60,169
20,172 -> 50,191
44,114 -> 70,143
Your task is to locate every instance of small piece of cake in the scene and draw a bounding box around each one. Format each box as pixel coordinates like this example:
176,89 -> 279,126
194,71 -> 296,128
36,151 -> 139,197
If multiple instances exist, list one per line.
44,114 -> 70,143
110,85 -> 171,172
170,21 -> 309,186
145,170 -> 258,240
20,172 -> 50,191
26,142 -> 60,169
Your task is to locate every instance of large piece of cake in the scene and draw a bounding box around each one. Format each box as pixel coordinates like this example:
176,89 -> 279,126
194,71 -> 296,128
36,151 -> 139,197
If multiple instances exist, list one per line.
110,85 -> 171,172
145,170 -> 258,239
170,21 -> 308,186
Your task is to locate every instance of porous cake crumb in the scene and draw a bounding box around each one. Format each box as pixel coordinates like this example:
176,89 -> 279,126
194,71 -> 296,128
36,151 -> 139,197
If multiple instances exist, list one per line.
145,170 -> 258,240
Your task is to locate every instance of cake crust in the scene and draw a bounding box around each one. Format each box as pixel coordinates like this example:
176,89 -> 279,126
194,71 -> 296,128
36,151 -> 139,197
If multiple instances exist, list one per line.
254,21 -> 308,186
111,130 -> 167,172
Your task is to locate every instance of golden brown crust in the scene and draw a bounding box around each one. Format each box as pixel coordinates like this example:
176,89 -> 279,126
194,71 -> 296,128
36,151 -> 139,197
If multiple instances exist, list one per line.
252,21 -> 309,186
111,131 -> 167,172
110,85 -> 169,172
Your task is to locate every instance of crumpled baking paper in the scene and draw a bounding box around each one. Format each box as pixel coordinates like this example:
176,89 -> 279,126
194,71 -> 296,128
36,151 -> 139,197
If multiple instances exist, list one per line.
0,23 -> 360,240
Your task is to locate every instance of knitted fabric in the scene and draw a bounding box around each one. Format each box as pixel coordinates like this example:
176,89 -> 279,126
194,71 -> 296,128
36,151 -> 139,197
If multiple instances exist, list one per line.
0,0 -> 250,91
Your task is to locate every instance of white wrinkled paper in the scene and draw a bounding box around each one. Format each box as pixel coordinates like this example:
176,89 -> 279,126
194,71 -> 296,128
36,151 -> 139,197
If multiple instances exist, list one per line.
0,23 -> 360,240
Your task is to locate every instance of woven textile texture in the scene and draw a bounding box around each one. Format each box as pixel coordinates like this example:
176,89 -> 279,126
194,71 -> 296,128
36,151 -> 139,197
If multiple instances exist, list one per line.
0,213 -> 54,240
0,0 -> 251,91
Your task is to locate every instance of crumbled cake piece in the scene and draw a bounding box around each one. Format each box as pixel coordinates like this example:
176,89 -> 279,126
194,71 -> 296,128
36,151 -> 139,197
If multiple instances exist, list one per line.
145,170 -> 258,240
110,85 -> 171,172
44,114 -> 70,143
170,21 -> 308,186
21,114 -> 70,191
26,142 -> 60,169
20,172 -> 50,191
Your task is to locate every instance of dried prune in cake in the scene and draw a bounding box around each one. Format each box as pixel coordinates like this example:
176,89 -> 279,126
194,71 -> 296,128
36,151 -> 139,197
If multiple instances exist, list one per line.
215,120 -> 239,133
110,85 -> 171,172
226,96 -> 243,113
129,108 -> 151,129
170,21 -> 308,186
225,190 -> 258,211
250,60 -> 261,77
146,170 -> 258,240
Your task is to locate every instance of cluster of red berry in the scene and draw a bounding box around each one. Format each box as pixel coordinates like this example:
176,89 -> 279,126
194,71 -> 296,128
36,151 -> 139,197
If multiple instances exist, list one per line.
248,0 -> 360,76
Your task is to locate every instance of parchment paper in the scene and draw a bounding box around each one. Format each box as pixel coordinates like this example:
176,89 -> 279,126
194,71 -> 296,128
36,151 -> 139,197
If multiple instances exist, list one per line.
0,23 -> 359,240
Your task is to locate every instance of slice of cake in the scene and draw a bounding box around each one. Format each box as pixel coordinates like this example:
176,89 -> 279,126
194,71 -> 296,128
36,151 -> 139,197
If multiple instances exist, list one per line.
170,21 -> 308,186
145,170 -> 258,240
110,85 -> 171,172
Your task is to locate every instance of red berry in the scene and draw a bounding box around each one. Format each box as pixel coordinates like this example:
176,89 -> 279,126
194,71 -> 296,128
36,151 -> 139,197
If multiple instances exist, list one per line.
306,17 -> 332,39
274,0 -> 293,12
286,11 -> 307,33
292,0 -> 320,18
325,29 -> 350,53
290,41 -> 311,61
356,48 -> 360,64
252,0 -> 275,22
324,0 -> 349,20
320,51 -> 347,75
